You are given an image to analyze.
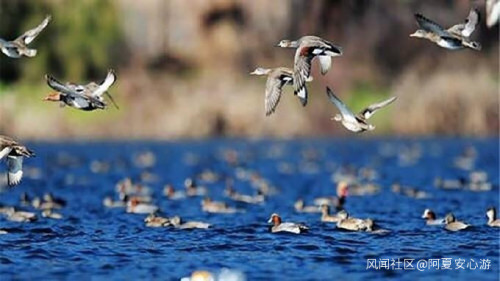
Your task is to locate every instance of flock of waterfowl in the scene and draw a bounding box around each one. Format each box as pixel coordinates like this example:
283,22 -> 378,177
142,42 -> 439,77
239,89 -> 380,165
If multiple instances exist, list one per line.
0,4 -> 499,238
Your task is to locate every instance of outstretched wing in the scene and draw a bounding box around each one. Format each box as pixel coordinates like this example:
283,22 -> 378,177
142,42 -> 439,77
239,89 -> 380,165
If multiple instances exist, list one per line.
415,14 -> 449,37
448,8 -> 480,37
7,156 -> 23,186
15,15 -> 51,45
359,96 -> 397,119
90,70 -> 116,98
325,87 -> 357,123
294,48 -> 313,106
265,74 -> 290,116
45,74 -> 80,97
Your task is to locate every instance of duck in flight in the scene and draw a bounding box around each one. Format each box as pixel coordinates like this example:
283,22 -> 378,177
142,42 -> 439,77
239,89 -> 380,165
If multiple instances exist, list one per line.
0,15 -> 51,58
326,87 -> 396,133
0,135 -> 35,186
410,9 -> 481,50
44,69 -> 118,111
276,36 -> 342,106
250,67 -> 312,116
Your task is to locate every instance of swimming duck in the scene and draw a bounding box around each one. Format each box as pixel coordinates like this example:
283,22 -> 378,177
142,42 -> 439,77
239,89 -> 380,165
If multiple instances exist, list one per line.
294,199 -> 321,213
250,67 -> 311,116
185,178 -> 207,197
0,135 -> 35,186
126,198 -> 159,214
336,210 -> 368,231
364,219 -> 390,234
410,9 -> 481,50
4,207 -> 37,222
486,207 -> 500,227
225,182 -> 265,204
115,178 -> 151,196
276,36 -> 342,105
144,213 -> 170,227
313,181 -> 349,211
268,213 -> 308,234
42,209 -> 63,220
0,15 -> 51,58
44,69 -> 118,111
201,197 -> 239,214
326,87 -> 396,133
102,196 -> 127,208
163,184 -> 186,200
169,216 -> 211,229
43,192 -> 67,208
421,208 -> 445,225
320,204 -> 341,223
444,213 -> 470,231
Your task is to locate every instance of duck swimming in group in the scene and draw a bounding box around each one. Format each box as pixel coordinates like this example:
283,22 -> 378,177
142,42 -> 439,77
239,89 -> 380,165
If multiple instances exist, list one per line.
126,198 -> 159,214
336,210 -> 369,232
0,135 -> 35,186
169,216 -> 211,229
410,8 -> 481,50
0,15 -> 51,58
294,199 -> 321,213
276,35 -> 343,106
44,69 -> 118,111
486,207 -> 500,227
422,208 -> 445,225
444,213 -> 470,231
268,213 -> 308,234
320,204 -> 341,223
326,87 -> 397,133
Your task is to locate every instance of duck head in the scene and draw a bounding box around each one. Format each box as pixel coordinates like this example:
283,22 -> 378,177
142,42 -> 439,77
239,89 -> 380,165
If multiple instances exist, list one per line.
43,92 -> 61,102
422,208 -> 436,220
275,39 -> 298,48
320,204 -> 330,215
331,114 -> 342,122
444,213 -> 456,224
409,29 -> 427,38
268,213 -> 282,225
250,67 -> 270,76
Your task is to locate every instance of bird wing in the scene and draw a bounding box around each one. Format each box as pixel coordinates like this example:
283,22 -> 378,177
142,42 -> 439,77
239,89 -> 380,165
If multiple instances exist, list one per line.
325,87 -> 357,123
0,147 -> 13,160
7,156 -> 23,186
89,70 -> 116,98
293,47 -> 313,106
15,15 -> 51,45
45,74 -> 81,97
264,72 -> 291,116
415,14 -> 449,37
448,8 -> 480,38
359,96 -> 397,119
318,55 -> 332,75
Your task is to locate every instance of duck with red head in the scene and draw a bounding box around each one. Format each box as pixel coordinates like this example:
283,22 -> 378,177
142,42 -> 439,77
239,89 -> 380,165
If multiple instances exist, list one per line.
267,213 -> 308,234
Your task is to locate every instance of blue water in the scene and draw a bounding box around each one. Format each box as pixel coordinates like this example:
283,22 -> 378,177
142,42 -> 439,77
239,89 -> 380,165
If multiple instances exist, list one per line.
0,138 -> 498,281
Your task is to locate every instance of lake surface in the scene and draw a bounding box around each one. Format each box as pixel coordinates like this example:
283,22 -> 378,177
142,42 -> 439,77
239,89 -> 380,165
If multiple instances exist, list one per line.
0,138 -> 498,281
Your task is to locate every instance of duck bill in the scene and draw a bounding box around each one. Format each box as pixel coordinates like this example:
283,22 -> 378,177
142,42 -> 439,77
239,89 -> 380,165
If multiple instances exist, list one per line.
267,218 -> 272,223
409,32 -> 418,37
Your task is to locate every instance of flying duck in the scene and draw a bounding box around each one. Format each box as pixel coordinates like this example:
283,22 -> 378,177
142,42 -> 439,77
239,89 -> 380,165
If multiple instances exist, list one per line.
326,87 -> 396,133
0,15 -> 51,58
410,9 -> 481,50
250,67 -> 296,116
276,36 -> 342,106
0,135 -> 35,186
44,69 -> 118,111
